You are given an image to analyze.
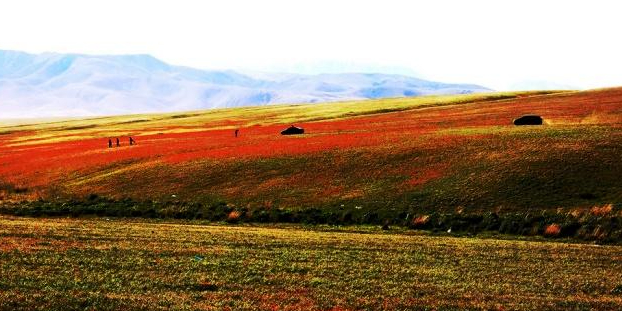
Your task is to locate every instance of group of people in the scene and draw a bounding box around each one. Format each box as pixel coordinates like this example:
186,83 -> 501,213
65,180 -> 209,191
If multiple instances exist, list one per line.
105,126 -> 298,148
106,127 -> 285,148
108,137 -> 135,148
107,129 -> 241,148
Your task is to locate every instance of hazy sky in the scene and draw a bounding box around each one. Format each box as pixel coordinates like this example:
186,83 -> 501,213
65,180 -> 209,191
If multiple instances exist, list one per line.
1,0 -> 621,90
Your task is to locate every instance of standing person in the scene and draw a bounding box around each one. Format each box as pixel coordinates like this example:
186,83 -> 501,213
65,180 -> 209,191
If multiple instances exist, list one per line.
235,129 -> 239,138
108,138 -> 112,148
129,136 -> 135,146
116,137 -> 120,147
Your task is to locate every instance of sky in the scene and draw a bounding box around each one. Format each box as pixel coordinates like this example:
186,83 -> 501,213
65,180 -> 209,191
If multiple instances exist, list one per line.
0,0 -> 621,90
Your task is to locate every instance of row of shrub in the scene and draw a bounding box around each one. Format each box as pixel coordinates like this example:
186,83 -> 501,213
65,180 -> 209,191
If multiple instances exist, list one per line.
407,211 -> 622,242
0,196 -> 620,242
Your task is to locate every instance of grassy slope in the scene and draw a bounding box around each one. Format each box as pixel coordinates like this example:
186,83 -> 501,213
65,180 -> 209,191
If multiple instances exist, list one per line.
0,90 -> 555,145
1,216 -> 621,311
1,88 -> 621,217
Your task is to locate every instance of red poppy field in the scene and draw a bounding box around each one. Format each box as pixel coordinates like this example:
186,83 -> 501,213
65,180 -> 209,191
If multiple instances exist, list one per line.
1,88 -> 621,215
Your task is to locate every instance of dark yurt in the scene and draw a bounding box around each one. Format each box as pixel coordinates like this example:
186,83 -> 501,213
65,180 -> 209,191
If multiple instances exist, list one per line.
513,115 -> 543,125
281,125 -> 305,135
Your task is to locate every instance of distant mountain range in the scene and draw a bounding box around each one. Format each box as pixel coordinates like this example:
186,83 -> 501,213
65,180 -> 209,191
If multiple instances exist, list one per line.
0,50 -> 491,118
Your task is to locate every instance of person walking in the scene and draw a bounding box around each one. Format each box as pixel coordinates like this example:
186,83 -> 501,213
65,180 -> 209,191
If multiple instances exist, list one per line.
116,137 -> 120,147
235,129 -> 239,138
129,136 -> 135,146
108,138 -> 112,148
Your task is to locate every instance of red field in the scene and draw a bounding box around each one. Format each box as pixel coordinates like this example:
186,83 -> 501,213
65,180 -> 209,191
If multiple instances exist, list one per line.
1,88 -> 622,212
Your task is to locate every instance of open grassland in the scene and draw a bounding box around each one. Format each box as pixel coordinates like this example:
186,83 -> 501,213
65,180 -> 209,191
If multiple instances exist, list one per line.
1,88 -> 622,239
1,216 -> 622,311
0,90 -> 554,146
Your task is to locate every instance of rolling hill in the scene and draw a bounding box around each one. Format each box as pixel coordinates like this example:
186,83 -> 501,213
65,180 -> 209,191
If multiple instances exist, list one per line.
0,50 -> 490,118
1,87 -> 621,239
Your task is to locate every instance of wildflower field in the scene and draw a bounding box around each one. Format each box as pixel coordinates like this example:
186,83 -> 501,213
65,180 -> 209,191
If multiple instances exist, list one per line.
1,216 -> 622,310
1,88 -> 622,238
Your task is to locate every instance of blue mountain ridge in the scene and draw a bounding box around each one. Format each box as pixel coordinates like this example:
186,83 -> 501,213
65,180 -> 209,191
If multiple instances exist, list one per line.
0,50 -> 491,118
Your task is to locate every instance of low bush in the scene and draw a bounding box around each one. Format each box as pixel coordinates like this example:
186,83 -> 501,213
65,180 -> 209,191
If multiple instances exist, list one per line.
544,224 -> 561,237
226,211 -> 241,223
591,204 -> 614,217
410,215 -> 430,229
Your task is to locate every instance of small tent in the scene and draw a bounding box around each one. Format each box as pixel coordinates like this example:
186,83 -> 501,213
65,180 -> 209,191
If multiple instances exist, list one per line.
281,125 -> 305,135
513,115 -> 543,125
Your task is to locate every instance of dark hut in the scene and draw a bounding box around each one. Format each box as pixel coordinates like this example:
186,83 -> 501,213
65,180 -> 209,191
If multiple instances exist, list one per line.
281,125 -> 305,135
513,115 -> 543,125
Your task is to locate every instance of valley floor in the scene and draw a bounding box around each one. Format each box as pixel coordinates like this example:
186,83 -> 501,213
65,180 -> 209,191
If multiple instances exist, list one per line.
1,216 -> 621,310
